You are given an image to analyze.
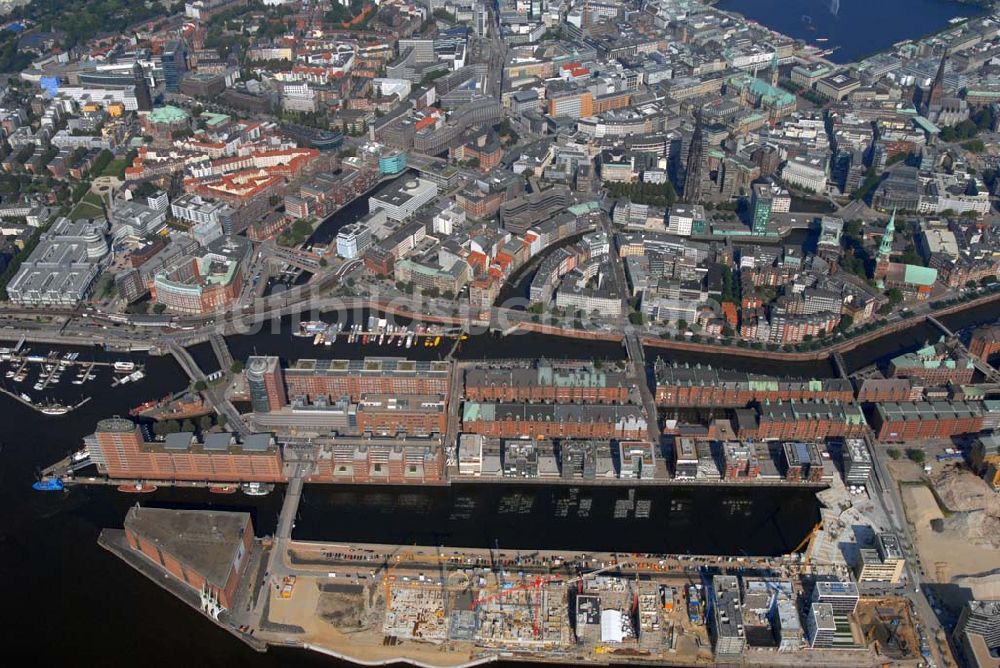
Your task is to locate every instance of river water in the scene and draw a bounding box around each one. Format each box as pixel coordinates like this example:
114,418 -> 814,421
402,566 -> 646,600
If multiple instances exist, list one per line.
715,0 -> 984,64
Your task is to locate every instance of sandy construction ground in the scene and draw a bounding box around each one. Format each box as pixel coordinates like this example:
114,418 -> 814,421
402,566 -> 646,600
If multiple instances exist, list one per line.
900,484 -> 1000,585
263,575 -> 478,666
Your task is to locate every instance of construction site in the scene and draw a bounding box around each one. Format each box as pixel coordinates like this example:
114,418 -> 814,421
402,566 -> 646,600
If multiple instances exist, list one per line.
260,548 -> 718,665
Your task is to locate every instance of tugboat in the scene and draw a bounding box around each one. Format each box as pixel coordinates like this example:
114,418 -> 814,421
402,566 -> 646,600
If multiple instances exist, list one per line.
32,478 -> 64,492
209,484 -> 239,494
241,482 -> 274,496
118,482 -> 157,493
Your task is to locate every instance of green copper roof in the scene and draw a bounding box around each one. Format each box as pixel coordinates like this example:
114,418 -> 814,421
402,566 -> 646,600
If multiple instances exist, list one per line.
148,105 -> 189,124
903,264 -> 938,286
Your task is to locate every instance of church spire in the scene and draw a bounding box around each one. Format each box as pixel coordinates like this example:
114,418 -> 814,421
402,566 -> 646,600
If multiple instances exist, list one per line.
879,208 -> 896,258
926,52 -> 948,113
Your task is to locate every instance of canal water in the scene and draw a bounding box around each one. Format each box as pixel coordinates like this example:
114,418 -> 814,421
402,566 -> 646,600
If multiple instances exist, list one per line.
715,0 -> 984,64
294,483 -> 820,557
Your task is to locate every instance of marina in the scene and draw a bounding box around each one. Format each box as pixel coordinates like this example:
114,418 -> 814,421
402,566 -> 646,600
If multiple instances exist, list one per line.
0,349 -> 145,415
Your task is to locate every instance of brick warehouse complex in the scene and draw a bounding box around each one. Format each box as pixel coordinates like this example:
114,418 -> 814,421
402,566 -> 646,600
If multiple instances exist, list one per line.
89,418 -> 282,482
738,401 -> 868,440
462,403 -> 647,439
356,394 -> 447,437
654,362 -> 855,407
872,401 -> 985,442
246,356 -> 451,409
309,440 -> 445,484
124,507 -> 253,609
464,363 -> 631,404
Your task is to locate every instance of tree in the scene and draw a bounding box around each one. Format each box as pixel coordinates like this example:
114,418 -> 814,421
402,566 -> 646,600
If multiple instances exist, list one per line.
193,380 -> 208,392
198,415 -> 214,432
886,288 -> 904,306
628,311 -> 644,326
905,448 -> 926,465
836,314 -> 854,332
153,303 -> 167,314
230,360 -> 244,374
164,420 -> 181,434
180,420 -> 195,433
677,319 -> 688,332
887,448 -> 902,460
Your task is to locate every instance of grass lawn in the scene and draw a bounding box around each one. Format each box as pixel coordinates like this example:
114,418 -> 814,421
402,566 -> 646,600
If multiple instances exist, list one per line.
69,191 -> 106,220
101,158 -> 127,178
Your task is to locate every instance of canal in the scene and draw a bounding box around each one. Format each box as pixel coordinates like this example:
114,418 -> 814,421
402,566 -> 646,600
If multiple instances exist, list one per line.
294,482 -> 820,557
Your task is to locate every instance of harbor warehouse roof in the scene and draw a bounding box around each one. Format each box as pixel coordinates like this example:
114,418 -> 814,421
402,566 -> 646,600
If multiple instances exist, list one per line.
124,507 -> 250,588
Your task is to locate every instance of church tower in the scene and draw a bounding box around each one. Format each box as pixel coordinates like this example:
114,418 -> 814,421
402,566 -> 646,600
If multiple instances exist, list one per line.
875,208 -> 896,281
925,53 -> 947,115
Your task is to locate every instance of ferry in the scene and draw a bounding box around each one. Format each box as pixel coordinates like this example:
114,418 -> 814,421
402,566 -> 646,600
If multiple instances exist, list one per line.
32,478 -> 64,492
113,361 -> 136,373
241,482 -> 274,496
118,482 -> 157,494
209,484 -> 239,494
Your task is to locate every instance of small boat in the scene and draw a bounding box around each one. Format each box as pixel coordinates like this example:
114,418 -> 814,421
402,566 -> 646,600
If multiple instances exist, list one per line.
209,484 -> 239,494
128,370 -> 145,382
32,478 -> 64,492
113,361 -> 136,373
241,482 -> 274,496
40,404 -> 69,416
20,393 -> 32,403
118,482 -> 157,493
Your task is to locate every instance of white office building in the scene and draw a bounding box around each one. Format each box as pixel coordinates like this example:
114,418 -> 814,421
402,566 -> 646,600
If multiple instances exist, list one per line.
336,222 -> 374,259
781,153 -> 829,194
369,177 -> 438,221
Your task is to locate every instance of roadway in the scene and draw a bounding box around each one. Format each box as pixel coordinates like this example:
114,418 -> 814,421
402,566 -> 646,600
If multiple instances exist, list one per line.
868,432 -> 951,667
600,217 -> 662,445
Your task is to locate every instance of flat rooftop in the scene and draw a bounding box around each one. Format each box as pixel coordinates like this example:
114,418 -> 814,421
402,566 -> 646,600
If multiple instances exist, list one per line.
124,506 -> 250,587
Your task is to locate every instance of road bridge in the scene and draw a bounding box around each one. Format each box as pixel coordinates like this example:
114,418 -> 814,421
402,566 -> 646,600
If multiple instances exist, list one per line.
167,342 -> 250,437
209,333 -> 234,373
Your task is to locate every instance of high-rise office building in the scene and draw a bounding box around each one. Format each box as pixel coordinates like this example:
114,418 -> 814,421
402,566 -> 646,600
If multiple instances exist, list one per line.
132,61 -> 153,111
161,40 -> 188,93
807,602 -> 836,648
246,356 -> 286,414
750,182 -> 773,236
953,599 -> 1000,667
